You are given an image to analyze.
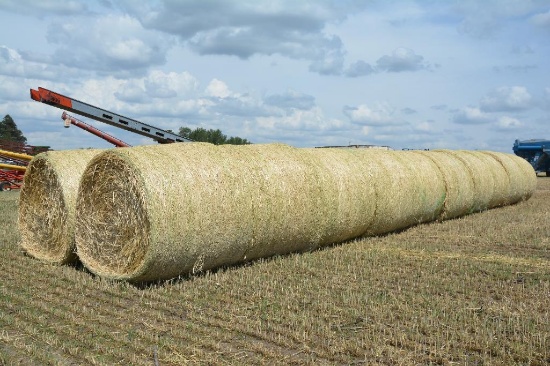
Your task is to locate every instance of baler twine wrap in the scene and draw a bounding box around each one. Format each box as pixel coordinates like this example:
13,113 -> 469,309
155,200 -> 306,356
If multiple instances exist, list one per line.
18,149 -> 102,264
74,143 -> 536,282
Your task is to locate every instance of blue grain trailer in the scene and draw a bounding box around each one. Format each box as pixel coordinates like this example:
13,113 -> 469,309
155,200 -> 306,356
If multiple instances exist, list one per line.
513,139 -> 550,176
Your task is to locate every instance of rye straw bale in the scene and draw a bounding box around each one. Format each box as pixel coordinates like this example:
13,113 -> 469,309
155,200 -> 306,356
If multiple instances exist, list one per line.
74,144 -> 536,282
437,150 -> 495,213
300,148 -> 378,244
18,149 -> 102,264
76,143 -> 255,278
481,151 -> 536,203
510,153 -> 537,199
415,150 -> 475,220
398,151 -> 446,223
468,151 -> 510,208
239,144 -> 334,261
362,150 -> 446,236
513,154 -> 538,198
76,143 -> 382,281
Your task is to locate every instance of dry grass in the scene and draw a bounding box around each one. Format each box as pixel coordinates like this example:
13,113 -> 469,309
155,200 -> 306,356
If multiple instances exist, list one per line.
1,177 -> 548,365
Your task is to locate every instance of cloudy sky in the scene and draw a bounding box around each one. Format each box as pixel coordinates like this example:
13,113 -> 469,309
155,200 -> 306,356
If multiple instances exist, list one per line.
0,0 -> 549,152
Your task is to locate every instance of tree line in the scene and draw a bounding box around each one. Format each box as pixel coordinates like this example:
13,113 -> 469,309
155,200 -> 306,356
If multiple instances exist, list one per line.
0,114 -> 251,146
178,127 -> 251,145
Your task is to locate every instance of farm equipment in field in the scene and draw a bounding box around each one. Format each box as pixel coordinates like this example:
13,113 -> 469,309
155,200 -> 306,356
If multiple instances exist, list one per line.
0,139 -> 49,156
30,87 -> 192,146
62,112 -> 130,148
513,139 -> 550,176
0,148 -> 31,191
0,168 -> 25,191
3,86 -> 193,191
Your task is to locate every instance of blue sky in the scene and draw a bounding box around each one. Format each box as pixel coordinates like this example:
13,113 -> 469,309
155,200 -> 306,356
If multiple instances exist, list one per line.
0,0 -> 549,152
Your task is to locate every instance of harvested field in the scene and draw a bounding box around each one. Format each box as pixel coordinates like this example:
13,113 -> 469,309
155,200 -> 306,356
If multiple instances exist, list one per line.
75,143 -> 534,282
0,178 -> 549,365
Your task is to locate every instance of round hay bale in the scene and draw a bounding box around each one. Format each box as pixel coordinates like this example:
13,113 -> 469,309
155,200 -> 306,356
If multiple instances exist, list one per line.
77,144 -> 407,281
415,150 -> 475,220
394,151 -> 446,223
437,150 -> 495,213
360,150 -> 446,236
300,148 -> 379,243
479,151 -> 535,204
76,143 -> 255,278
467,151 -> 510,208
76,143 -> 344,281
236,144 -> 336,262
508,153 -> 537,200
18,149 -> 103,264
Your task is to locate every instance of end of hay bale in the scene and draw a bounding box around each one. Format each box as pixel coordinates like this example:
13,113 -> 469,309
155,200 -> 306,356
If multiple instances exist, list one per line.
18,149 -> 103,265
75,150 -> 151,281
509,153 -> 537,200
18,155 -> 75,264
480,151 -> 536,204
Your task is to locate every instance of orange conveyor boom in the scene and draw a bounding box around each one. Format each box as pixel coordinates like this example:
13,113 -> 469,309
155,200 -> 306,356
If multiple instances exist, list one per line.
30,87 -> 192,144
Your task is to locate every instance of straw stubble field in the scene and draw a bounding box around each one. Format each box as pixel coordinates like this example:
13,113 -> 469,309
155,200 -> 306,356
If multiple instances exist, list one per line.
1,179 -> 549,365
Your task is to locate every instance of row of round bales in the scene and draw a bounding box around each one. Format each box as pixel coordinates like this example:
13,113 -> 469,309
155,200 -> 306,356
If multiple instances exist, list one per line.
18,143 -> 536,283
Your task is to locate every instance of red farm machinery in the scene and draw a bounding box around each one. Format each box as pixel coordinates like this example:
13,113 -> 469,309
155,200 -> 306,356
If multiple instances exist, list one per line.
0,145 -> 34,191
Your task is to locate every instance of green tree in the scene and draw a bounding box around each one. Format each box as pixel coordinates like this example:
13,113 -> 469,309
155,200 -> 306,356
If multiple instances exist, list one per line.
178,126 -> 250,145
190,128 -> 211,143
0,114 -> 27,144
226,136 -> 251,145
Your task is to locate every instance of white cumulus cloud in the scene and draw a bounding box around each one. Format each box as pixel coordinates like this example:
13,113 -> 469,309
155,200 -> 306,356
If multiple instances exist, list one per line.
45,14 -> 173,73
480,86 -> 533,112
343,103 -> 403,126
494,116 -> 523,130
205,79 -> 233,98
376,48 -> 429,72
452,106 -> 491,124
